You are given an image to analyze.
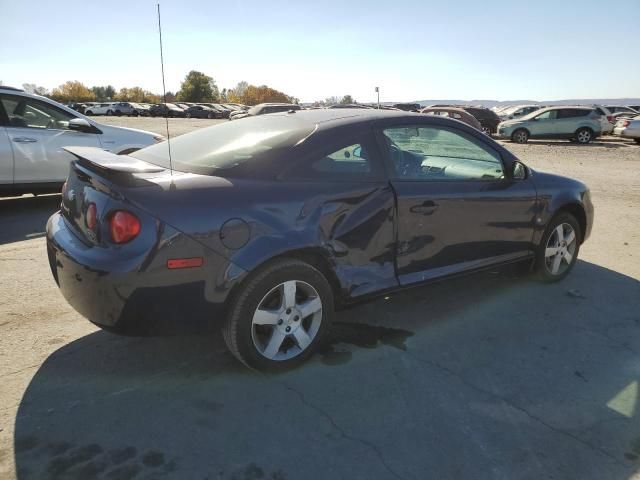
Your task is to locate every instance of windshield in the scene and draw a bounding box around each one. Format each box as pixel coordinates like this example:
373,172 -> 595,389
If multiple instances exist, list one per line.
131,114 -> 315,175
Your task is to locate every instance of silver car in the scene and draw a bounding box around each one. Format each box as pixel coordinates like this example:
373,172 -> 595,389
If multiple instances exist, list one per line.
613,115 -> 640,144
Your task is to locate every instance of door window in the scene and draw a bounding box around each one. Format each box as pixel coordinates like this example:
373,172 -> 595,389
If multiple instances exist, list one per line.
0,94 -> 76,130
382,126 -> 504,181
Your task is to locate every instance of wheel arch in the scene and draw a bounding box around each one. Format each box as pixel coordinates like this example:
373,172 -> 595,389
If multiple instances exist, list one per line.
555,203 -> 587,243
226,247 -> 344,311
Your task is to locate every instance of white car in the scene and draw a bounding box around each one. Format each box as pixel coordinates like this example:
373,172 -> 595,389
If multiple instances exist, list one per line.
0,86 -> 164,196
498,104 -> 544,121
591,105 -> 615,135
84,102 -> 116,116
613,115 -> 640,144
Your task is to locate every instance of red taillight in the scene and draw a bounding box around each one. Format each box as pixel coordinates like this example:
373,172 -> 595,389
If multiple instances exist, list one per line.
109,210 -> 140,244
85,203 -> 97,230
607,115 -> 614,123
623,120 -> 631,127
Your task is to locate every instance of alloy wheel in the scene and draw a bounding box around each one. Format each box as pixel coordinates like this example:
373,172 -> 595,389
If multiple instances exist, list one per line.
576,129 -> 591,144
544,223 -> 577,275
251,280 -> 323,361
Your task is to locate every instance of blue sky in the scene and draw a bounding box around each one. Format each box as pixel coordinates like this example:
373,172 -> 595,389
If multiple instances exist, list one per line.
1,0 -> 638,102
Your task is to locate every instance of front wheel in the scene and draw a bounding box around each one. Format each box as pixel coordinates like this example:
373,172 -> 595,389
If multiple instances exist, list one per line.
223,259 -> 334,371
185,112 -> 191,118
575,128 -> 593,144
481,124 -> 492,135
511,129 -> 529,144
534,212 -> 581,282
106,110 -> 113,116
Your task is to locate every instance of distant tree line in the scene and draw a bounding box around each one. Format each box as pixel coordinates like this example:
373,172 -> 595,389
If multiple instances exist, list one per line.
28,70 -> 302,106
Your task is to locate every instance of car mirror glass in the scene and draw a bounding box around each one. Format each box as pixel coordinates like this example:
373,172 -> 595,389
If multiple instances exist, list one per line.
512,161 -> 527,180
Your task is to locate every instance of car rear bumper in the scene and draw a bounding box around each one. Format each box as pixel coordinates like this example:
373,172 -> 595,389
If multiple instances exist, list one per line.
613,127 -> 639,138
46,211 -> 247,334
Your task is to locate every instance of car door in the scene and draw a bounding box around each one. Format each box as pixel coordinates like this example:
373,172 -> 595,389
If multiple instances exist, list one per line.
378,122 -> 537,286
0,94 -> 101,185
0,126 -> 13,190
528,109 -> 557,137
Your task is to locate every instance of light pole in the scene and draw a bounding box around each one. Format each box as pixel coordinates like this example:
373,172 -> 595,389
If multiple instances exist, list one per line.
375,87 -> 380,109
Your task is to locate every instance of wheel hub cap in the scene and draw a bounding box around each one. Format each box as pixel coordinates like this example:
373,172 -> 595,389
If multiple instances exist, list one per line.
544,223 -> 577,275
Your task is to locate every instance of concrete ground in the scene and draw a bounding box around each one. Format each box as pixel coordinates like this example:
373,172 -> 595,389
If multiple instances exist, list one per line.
1,118 -> 639,480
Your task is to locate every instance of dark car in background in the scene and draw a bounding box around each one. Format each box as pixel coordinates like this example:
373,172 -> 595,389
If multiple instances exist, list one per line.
46,109 -> 592,371
149,103 -> 185,118
229,103 -> 301,120
427,105 -> 501,135
205,103 -> 232,118
420,106 -> 483,131
184,105 -> 217,119
393,103 -> 421,112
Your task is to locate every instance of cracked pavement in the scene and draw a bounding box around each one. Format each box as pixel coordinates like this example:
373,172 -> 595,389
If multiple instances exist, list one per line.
1,121 -> 639,479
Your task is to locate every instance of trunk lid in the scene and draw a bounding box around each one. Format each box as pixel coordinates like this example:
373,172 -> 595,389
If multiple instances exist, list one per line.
61,147 -> 166,245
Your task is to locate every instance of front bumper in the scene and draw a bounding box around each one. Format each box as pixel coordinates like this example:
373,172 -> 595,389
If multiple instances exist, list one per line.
46,212 -> 246,334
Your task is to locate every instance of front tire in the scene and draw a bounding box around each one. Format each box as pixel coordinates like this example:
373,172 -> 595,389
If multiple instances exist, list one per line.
106,109 -> 113,116
575,127 -> 593,144
534,212 -> 581,282
512,129 -> 529,144
223,259 -> 334,371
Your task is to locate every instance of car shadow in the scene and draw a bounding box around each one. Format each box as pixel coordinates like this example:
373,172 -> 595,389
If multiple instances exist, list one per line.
12,260 -> 640,479
0,195 -> 60,245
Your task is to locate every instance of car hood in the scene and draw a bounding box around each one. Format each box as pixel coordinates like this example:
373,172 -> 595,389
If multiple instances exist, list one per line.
499,119 -> 526,128
531,169 -> 587,192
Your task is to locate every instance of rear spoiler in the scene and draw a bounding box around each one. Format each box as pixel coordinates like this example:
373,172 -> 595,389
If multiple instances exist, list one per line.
64,146 -> 165,174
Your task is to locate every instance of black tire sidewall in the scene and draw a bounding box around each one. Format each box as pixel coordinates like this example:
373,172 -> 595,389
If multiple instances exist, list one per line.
224,259 -> 334,371
535,212 -> 581,282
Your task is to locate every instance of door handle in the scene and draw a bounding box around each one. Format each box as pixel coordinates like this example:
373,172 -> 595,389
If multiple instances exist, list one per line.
410,200 -> 439,215
12,137 -> 37,143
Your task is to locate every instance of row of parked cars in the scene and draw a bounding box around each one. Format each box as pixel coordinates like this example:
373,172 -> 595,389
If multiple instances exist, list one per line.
69,101 -> 249,119
418,103 -> 639,144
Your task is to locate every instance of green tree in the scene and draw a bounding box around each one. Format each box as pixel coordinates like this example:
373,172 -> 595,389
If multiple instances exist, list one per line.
340,95 -> 354,104
176,70 -> 214,102
209,79 -> 220,102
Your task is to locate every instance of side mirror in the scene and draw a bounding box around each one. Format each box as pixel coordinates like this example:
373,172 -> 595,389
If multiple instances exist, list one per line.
512,161 -> 527,180
68,118 -> 95,133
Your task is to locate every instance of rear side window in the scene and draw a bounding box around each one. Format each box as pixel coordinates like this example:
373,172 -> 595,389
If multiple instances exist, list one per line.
557,109 -> 591,119
284,143 -> 378,181
131,114 -> 315,176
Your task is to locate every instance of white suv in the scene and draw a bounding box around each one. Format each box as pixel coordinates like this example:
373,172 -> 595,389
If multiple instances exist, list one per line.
84,102 -> 116,116
0,86 -> 164,196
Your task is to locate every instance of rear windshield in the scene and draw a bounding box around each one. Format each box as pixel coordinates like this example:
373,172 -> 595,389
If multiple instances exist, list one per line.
131,114 -> 315,176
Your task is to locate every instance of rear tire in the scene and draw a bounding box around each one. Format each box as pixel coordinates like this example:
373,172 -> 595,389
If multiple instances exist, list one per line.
185,112 -> 191,118
512,129 -> 529,144
222,259 -> 334,371
634,139 -> 640,144
534,212 -> 581,283
207,112 -> 213,119
575,127 -> 593,144
106,109 -> 113,116
481,124 -> 492,136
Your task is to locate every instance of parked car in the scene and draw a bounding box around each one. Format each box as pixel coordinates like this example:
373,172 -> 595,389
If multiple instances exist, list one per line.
604,105 -> 638,115
85,102 -> 116,116
204,103 -> 231,118
462,106 -> 502,135
222,103 -> 246,112
498,104 -> 544,121
393,103 -> 421,112
328,104 -> 372,109
497,106 -> 602,144
149,103 -> 185,118
0,86 -> 163,196
627,105 -> 640,112
591,105 -> 615,134
610,111 -> 637,121
613,115 -> 640,144
46,109 -> 592,370
184,105 -> 217,119
112,102 -> 147,116
67,103 -> 88,114
229,103 -> 301,120
420,107 -> 483,131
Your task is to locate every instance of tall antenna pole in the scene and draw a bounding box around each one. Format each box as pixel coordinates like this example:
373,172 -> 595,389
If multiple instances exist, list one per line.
157,3 -> 174,181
